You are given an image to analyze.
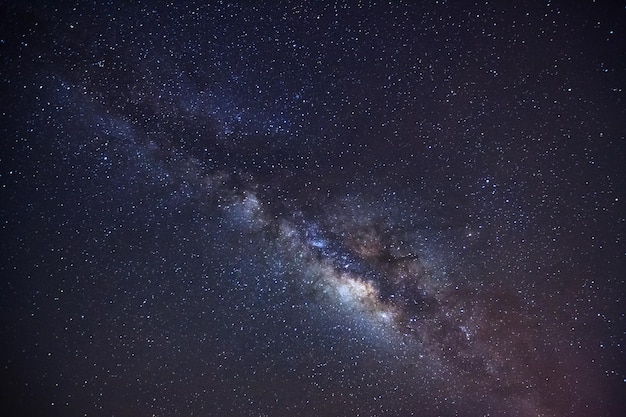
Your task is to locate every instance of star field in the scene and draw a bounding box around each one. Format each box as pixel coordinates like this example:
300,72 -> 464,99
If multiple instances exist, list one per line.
1,1 -> 624,416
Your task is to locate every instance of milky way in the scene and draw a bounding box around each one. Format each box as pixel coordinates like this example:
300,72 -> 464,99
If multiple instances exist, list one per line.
1,2 -> 624,417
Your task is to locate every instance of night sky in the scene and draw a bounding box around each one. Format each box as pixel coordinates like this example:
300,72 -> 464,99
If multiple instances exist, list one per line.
1,1 -> 624,416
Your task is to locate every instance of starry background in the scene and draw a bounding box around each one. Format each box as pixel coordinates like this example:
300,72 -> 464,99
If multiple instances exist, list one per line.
1,1 -> 624,416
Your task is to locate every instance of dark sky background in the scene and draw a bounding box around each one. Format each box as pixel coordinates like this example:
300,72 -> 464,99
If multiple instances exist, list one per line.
1,1 -> 624,416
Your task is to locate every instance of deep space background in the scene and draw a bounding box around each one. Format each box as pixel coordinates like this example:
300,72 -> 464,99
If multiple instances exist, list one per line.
1,1 -> 625,416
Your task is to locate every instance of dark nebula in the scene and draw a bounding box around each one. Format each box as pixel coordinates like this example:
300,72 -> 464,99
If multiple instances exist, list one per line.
1,2 -> 624,417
